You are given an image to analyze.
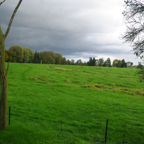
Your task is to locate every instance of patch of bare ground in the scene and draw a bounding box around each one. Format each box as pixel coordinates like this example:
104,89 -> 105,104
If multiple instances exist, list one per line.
82,83 -> 144,97
65,79 -> 71,83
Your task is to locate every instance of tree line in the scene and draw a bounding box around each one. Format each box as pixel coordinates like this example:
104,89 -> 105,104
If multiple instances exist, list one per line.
5,45 -> 134,68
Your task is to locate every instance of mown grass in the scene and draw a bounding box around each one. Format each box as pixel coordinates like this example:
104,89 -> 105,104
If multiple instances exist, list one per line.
0,63 -> 144,144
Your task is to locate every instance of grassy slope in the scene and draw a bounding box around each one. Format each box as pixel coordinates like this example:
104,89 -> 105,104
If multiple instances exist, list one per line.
0,63 -> 144,144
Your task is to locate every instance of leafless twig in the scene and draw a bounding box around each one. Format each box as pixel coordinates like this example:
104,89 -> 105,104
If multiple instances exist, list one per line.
0,0 -> 6,6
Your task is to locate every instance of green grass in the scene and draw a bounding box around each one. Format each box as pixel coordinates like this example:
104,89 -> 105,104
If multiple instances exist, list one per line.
0,63 -> 144,144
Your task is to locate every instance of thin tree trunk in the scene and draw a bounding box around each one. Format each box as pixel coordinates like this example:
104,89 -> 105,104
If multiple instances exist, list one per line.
0,27 -> 8,130
0,0 -> 22,130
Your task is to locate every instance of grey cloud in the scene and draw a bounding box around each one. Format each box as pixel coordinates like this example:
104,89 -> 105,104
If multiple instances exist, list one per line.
0,0 -> 140,65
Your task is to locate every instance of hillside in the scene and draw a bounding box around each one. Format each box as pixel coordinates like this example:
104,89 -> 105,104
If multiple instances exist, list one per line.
0,63 -> 144,144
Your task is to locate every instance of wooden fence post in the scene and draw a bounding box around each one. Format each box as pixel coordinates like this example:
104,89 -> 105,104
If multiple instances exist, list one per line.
105,119 -> 108,144
61,122 -> 62,132
122,121 -> 126,144
9,106 -> 11,125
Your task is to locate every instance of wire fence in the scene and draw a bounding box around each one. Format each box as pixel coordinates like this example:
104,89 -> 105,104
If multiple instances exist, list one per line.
7,106 -> 144,144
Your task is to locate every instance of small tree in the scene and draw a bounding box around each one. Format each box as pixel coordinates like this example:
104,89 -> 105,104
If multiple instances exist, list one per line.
98,58 -> 104,67
113,59 -> 119,67
122,0 -> 144,80
121,59 -> 127,68
0,0 -> 22,130
103,58 -> 111,67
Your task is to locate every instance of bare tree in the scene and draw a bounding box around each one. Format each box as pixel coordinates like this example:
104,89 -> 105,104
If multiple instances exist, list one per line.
0,0 -> 22,130
122,0 -> 144,59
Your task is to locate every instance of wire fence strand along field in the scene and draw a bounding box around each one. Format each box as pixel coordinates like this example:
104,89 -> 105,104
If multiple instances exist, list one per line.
6,105 -> 143,144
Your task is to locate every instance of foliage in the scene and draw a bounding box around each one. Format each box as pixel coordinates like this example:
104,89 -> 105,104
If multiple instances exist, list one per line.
23,48 -> 29,63
113,59 -> 119,67
76,59 -> 82,65
121,59 -> 127,68
61,57 -> 67,65
103,58 -> 111,67
55,53 -> 62,64
33,51 -> 40,63
5,50 -> 16,62
70,59 -> 75,65
39,51 -> 55,64
66,59 -> 71,65
24,48 -> 34,63
122,0 -> 144,59
87,57 -> 97,66
127,61 -> 133,67
136,64 -> 144,82
9,45 -> 23,63
98,58 -> 104,66
113,59 -> 129,68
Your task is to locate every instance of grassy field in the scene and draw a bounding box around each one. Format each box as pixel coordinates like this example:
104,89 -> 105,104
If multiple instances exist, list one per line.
0,63 -> 144,144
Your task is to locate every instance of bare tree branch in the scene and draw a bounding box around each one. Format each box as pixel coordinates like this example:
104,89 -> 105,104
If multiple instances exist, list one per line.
0,0 -> 6,6
4,0 -> 23,39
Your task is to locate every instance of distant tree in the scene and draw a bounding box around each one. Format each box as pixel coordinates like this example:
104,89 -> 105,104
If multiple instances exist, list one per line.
55,53 -> 62,64
47,51 -> 56,60
24,48 -> 34,63
66,59 -> 70,65
87,57 -> 96,66
89,57 -> 93,66
33,51 -> 40,63
87,61 -> 90,66
9,46 -> 23,63
76,59 -> 82,65
95,59 -> 99,66
113,59 -> 119,67
23,48 -> 29,63
137,62 -> 143,68
5,50 -> 16,62
43,54 -> 55,64
107,58 -> 111,67
71,59 -> 75,65
98,58 -> 104,66
127,61 -> 133,67
39,51 -> 55,64
92,58 -> 96,66
136,64 -> 144,82
103,58 -> 111,67
121,59 -> 127,68
103,61 -> 107,67
117,60 -> 122,67
83,62 -> 87,66
61,57 -> 67,65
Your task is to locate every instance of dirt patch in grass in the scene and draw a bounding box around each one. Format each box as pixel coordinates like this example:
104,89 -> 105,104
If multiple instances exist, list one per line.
29,77 -> 37,81
109,83 -> 129,88
29,76 -> 48,81
38,75 -> 47,81
82,83 -> 144,97
50,67 -> 73,71
49,66 -> 97,74
65,79 -> 71,83
82,84 -> 104,89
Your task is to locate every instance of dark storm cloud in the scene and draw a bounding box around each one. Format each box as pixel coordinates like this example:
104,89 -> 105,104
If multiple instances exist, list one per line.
0,0 -> 141,64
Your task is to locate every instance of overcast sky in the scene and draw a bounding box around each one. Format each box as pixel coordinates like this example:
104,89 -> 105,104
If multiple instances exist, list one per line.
0,0 -> 142,65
